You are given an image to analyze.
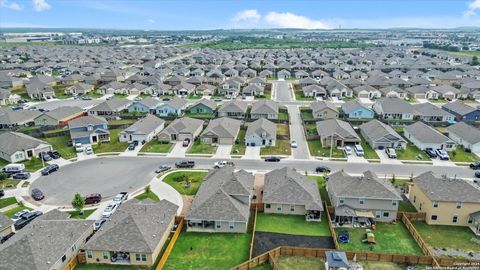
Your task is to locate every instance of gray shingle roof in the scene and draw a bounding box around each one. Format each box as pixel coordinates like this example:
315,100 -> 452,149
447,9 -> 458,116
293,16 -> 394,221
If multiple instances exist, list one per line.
89,99 -> 132,112
187,167 -> 254,222
412,103 -> 453,118
360,119 -> 404,143
442,101 -> 477,116
246,118 -> 276,138
341,100 -> 369,114
405,121 -> 451,144
218,100 -> 248,114
191,98 -> 217,111
202,117 -> 241,138
0,132 -> 51,156
0,212 -> 13,232
41,106 -> 83,121
311,101 -> 338,114
85,199 -> 178,253
68,115 -> 107,129
263,167 -> 323,211
375,97 -> 414,114
446,122 -> 480,145
251,100 -> 278,115
316,119 -> 360,141
160,117 -> 204,136
0,110 -> 42,125
121,114 -> 164,135
414,171 -> 480,203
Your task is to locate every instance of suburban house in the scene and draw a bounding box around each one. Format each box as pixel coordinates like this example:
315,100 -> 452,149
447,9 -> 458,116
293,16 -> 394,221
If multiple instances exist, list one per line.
68,115 -> 110,145
311,101 -> 339,120
155,98 -> 188,117
201,117 -> 241,145
26,81 -> 55,100
88,99 -> 132,120
218,79 -> 241,98
302,85 -> 327,98
442,101 -> 480,122
119,114 -> 165,143
0,89 -> 20,106
413,103 -> 455,123
250,100 -> 278,120
0,110 -> 42,129
33,106 -> 85,126
242,84 -> 264,96
186,167 -> 254,233
157,117 -> 204,142
0,132 -> 52,162
263,167 -> 323,221
245,118 -> 276,147
66,82 -> 95,95
0,210 -> 94,270
315,119 -> 360,147
84,199 -> 178,266
127,98 -> 162,114
218,100 -> 248,119
372,97 -> 415,121
341,100 -> 374,119
410,171 -> 480,235
360,119 -> 406,149
188,99 -> 217,115
0,213 -> 13,240
327,171 -> 402,226
446,122 -> 480,153
404,121 -> 456,151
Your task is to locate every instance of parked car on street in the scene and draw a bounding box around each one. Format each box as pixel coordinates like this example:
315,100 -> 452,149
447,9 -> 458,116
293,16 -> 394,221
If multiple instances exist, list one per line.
85,193 -> 102,204
315,166 -> 331,173
31,188 -> 44,200
424,148 -> 437,158
436,149 -> 449,160
94,218 -> 107,231
385,148 -> 397,159
2,163 -> 25,175
41,164 -> 59,176
112,192 -> 128,204
214,161 -> 234,168
344,146 -> 353,156
155,164 -> 171,173
14,211 -> 43,230
470,162 -> 480,170
101,203 -> 118,218
12,172 -> 30,180
0,232 -> 15,243
264,156 -> 280,162
175,160 -> 195,168
475,171 -> 480,178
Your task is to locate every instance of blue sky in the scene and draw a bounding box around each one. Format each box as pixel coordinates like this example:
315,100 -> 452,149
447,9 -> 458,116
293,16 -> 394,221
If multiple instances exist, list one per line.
1,0 -> 480,30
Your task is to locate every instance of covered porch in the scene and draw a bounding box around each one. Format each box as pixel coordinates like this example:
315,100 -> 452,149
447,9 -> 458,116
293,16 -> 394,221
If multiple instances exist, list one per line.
332,205 -> 374,228
469,211 -> 480,236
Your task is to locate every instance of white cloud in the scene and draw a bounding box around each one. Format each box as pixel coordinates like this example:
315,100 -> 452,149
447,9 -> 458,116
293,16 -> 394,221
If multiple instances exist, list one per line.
32,0 -> 50,12
464,0 -> 480,17
231,9 -> 261,23
264,12 -> 331,29
148,19 -> 155,24
0,0 -> 23,10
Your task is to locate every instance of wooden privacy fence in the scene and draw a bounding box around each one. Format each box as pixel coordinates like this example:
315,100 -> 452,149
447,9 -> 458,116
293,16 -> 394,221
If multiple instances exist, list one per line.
401,213 -> 440,267
324,202 -> 339,250
249,207 -> 258,259
156,217 -> 184,270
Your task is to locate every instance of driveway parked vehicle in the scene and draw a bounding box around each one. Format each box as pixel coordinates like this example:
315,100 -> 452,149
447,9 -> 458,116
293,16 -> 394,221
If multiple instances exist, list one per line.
344,146 -> 353,156
85,146 -> 93,155
424,148 -> 437,158
385,148 -> 397,159
47,151 -> 61,159
14,211 -> 43,230
0,189 -> 4,198
94,218 -> 107,231
182,138 -> 191,147
75,143 -> 83,153
39,152 -> 52,162
128,143 -> 136,150
436,149 -> 449,160
155,164 -> 171,173
175,160 -> 195,168
12,172 -> 30,180
31,188 -> 44,200
264,156 -> 280,162
291,140 -> 298,148
101,203 -> 118,218
41,164 -> 59,176
11,210 -> 30,222
470,162 -> 480,170
85,193 -> 102,204
112,192 -> 128,204
315,166 -> 331,173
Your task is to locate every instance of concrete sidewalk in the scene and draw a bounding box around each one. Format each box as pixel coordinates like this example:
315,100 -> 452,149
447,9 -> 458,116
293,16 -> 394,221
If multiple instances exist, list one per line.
243,146 -> 261,159
213,145 -> 232,159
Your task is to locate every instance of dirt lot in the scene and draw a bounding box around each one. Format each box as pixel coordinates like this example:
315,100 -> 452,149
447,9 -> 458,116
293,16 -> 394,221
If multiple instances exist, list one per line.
253,232 -> 334,257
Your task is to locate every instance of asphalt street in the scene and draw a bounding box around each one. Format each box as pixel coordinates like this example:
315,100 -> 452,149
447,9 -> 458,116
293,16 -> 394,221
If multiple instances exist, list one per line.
274,80 -> 292,102
31,156 -> 475,206
287,105 -> 310,159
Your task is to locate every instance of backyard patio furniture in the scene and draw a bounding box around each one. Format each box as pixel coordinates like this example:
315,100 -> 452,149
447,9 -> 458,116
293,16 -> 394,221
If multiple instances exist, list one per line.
337,231 -> 350,243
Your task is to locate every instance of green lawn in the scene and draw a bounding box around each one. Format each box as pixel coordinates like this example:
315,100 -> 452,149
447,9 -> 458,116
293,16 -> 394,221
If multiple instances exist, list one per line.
135,190 -> 160,202
53,84 -> 72,99
256,213 -> 331,237
308,176 -> 330,206
277,124 -> 289,137
184,113 -> 215,119
22,158 -> 46,172
0,179 -> 20,189
76,264 -> 149,270
231,128 -> 246,155
413,221 -> 480,253
187,140 -> 217,154
300,109 -> 314,120
260,140 -> 291,156
275,256 -> 323,270
358,134 -> 380,160
92,129 -> 129,153
187,93 -> 202,99
140,140 -> 173,153
294,91 -> 314,101
396,144 -> 430,161
68,209 -> 96,219
164,231 -> 251,270
307,140 -> 345,158
278,111 -> 289,121
398,200 -> 417,213
449,148 -> 480,163
335,222 -> 423,255
0,197 -> 17,209
162,171 -> 208,195
82,91 -> 104,99
43,135 -> 77,159
107,119 -> 137,126
2,205 -> 33,217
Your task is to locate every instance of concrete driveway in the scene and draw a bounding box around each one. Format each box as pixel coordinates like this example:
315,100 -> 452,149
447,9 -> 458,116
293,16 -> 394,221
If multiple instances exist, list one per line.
376,149 -> 403,164
287,105 -> 310,160
431,157 -> 457,167
346,151 -> 368,163
213,145 -> 232,159
168,141 -> 188,157
243,146 -> 261,159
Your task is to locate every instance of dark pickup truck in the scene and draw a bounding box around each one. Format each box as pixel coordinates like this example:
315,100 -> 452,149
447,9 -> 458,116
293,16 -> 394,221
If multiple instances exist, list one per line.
14,211 -> 43,230
175,160 -> 195,168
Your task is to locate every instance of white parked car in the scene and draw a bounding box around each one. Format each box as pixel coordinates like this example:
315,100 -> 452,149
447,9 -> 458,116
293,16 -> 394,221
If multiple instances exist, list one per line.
101,203 -> 118,218
112,192 -> 128,204
436,149 -> 449,160
11,210 -> 31,222
214,161 -> 234,169
354,144 -> 364,156
291,140 -> 298,148
385,148 -> 397,159
85,146 -> 93,155
344,146 -> 353,155
75,143 -> 83,153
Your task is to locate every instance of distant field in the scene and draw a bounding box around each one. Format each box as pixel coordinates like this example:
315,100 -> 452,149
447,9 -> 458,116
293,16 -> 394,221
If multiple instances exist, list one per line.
448,51 -> 480,58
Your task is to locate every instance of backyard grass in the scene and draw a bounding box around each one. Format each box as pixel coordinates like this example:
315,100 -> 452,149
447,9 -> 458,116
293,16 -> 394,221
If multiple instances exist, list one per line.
358,134 -> 380,160
107,119 -> 137,126
278,111 -> 289,121
396,144 -> 430,161
187,140 -> 217,154
135,190 -> 160,202
335,222 -> 423,255
256,213 -> 331,236
3,205 -> 33,217
308,176 -> 331,206
231,128 -> 246,155
300,109 -> 314,120
43,135 -> 77,159
398,200 -> 417,213
164,231 -> 251,270
187,93 -> 202,99
140,140 -> 173,153
449,148 -> 480,163
260,140 -> 291,156
53,84 -> 72,99
92,129 -> 129,153
413,221 -> 480,253
307,140 -> 345,158
0,197 -> 17,209
294,91 -> 314,101
275,256 -> 323,270
75,264 -> 149,270
184,112 -> 215,119
0,179 -> 20,189
162,171 -> 208,195
276,124 -> 290,137
68,209 -> 96,219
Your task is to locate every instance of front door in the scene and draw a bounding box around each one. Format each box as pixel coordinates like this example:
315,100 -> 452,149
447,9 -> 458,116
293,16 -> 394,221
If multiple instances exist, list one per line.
92,136 -> 98,143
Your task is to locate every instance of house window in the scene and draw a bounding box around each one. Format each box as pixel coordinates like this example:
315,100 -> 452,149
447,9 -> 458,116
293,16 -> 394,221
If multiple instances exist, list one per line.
456,202 -> 462,209
277,204 -> 282,211
431,215 -> 438,221
229,222 -> 234,229
87,250 -> 93,258
266,204 -> 271,209
359,198 -> 365,205
216,221 -> 221,229
383,212 -> 390,218
62,254 -> 66,262
375,211 -> 381,219
339,198 -> 344,204
392,200 -> 398,206
141,254 -> 147,261
452,215 -> 458,223
413,196 -> 416,203
433,201 -> 439,208
468,217 -> 473,224
290,205 -> 295,212
71,244 -> 76,252
136,253 -> 146,261
103,251 -> 109,260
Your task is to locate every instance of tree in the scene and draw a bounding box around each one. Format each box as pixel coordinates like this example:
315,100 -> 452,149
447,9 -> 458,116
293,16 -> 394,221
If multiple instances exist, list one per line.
471,56 -> 479,66
71,193 -> 85,215
144,185 -> 151,194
